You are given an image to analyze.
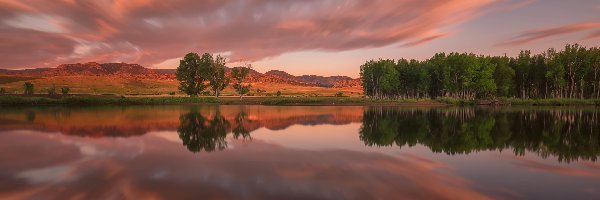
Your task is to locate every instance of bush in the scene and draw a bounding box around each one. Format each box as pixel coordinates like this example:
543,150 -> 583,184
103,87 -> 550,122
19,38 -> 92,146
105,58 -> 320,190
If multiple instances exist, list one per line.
23,82 -> 34,95
61,87 -> 70,95
276,90 -> 282,97
0,88 -> 6,94
201,91 -> 211,96
47,85 -> 57,95
335,92 -> 344,97
168,91 -> 176,95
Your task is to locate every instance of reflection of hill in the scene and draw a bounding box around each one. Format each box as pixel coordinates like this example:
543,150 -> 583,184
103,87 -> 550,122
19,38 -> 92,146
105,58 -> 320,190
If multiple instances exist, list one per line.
0,106 -> 363,138
360,107 -> 600,163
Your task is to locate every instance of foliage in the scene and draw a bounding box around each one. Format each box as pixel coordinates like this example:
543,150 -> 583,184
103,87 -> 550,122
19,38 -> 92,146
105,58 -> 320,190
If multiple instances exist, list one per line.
176,53 -> 209,97
208,54 -> 229,97
276,90 -> 282,97
335,92 -> 344,97
61,87 -> 70,95
360,44 -> 600,100
231,64 -> 252,99
23,82 -> 34,95
47,85 -> 57,95
0,87 -> 6,94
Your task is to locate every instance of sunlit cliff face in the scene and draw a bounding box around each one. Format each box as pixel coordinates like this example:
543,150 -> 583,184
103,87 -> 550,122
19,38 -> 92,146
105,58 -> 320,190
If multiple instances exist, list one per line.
2,0 -> 599,77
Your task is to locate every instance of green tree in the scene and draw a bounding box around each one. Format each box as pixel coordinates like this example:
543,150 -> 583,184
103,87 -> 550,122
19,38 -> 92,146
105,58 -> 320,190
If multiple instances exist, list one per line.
208,54 -> 229,97
492,56 -> 515,97
23,82 -> 34,95
176,53 -> 209,97
61,87 -> 70,95
231,64 -> 252,100
47,85 -> 57,95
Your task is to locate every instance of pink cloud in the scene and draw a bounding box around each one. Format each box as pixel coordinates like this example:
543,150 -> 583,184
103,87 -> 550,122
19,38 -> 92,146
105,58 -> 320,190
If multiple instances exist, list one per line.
0,0 -> 496,69
499,22 -> 600,46
401,32 -> 452,47
586,31 -> 600,39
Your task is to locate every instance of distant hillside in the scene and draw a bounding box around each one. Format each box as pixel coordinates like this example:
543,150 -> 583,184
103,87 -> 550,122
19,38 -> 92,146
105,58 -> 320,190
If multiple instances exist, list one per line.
0,62 -> 360,88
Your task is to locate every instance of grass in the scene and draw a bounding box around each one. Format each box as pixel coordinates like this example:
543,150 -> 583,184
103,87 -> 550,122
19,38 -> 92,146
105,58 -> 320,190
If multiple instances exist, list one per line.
1,94 -> 598,106
0,76 -> 40,84
501,98 -> 600,106
0,96 -> 220,105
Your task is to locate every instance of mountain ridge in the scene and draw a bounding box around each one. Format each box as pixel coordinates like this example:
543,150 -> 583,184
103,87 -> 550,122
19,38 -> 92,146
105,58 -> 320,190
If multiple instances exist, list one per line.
0,62 -> 360,88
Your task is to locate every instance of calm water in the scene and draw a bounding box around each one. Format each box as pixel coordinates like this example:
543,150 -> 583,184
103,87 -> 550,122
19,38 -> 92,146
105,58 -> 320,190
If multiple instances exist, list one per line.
1,105 -> 599,199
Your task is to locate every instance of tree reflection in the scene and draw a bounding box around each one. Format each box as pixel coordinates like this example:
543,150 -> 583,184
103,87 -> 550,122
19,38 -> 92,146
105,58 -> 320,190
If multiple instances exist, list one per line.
177,107 -> 255,153
360,107 -> 600,162
232,110 -> 252,140
177,107 -> 230,153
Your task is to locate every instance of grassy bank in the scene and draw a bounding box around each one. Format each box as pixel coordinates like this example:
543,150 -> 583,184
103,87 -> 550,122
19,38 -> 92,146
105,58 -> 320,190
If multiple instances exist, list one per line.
0,95 -> 220,105
0,95 -> 598,106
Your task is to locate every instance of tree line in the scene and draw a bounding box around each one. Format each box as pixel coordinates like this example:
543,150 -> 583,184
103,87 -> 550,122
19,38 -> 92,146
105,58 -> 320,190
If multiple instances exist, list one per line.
176,52 -> 252,99
360,44 -> 600,99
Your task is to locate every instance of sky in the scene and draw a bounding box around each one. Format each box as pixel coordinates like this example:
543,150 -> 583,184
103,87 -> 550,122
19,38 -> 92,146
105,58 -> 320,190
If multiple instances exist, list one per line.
1,0 -> 599,78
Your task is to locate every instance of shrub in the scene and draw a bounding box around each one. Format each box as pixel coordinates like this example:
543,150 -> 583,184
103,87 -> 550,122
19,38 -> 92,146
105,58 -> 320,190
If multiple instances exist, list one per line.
61,87 -> 70,95
168,91 -> 176,95
23,82 -> 34,95
335,92 -> 344,97
0,88 -> 6,94
276,90 -> 282,97
47,85 -> 57,95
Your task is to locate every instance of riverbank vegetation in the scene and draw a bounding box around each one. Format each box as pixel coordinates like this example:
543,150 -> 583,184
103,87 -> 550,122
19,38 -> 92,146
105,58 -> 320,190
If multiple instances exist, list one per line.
360,44 -> 600,100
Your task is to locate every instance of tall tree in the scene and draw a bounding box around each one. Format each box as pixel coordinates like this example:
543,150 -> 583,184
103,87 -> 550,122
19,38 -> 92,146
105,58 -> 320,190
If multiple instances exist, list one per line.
208,54 -> 229,97
491,56 -> 514,97
176,53 -> 209,97
23,82 -> 34,95
231,64 -> 252,100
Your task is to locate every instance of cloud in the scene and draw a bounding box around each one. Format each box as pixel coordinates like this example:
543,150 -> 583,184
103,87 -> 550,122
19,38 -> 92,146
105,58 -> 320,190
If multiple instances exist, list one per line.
401,32 -> 452,47
499,22 -> 600,46
0,0 -> 496,69
0,132 -> 493,200
586,30 -> 600,39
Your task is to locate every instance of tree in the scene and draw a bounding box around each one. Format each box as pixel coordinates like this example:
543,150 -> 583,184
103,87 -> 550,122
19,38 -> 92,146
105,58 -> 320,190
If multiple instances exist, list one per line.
23,82 -> 34,95
231,64 -> 252,100
208,54 -> 229,97
492,56 -> 514,97
176,53 -> 209,97
47,85 -> 57,95
358,43 -> 600,100
61,87 -> 70,95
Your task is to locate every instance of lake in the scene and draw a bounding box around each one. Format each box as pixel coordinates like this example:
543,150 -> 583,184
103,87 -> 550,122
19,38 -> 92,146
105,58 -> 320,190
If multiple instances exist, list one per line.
1,105 -> 599,199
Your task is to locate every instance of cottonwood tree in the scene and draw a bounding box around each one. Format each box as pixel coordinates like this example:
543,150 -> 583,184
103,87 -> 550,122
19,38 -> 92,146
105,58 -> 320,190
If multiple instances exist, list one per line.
208,54 -> 229,97
176,53 -> 209,97
23,82 -> 34,95
359,43 -> 600,100
231,64 -> 252,100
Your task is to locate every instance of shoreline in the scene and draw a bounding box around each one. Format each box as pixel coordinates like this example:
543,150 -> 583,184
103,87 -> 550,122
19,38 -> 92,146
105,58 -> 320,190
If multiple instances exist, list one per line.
0,95 -> 598,106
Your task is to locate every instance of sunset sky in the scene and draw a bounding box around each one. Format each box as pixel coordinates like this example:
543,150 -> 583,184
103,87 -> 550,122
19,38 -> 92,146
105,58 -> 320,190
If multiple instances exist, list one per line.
1,0 -> 600,77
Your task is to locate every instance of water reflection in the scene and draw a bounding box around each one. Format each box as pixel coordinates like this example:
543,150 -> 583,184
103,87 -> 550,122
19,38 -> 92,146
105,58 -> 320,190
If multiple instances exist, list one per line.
1,105 -> 600,199
359,107 -> 600,163
1,105 -> 599,162
178,107 -> 230,152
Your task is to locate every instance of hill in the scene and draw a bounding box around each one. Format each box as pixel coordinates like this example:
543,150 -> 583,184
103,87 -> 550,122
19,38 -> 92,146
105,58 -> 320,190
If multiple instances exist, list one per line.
0,62 -> 362,96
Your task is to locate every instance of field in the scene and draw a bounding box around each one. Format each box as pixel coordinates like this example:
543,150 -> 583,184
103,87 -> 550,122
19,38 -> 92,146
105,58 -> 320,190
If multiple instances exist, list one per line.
0,76 -> 362,97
